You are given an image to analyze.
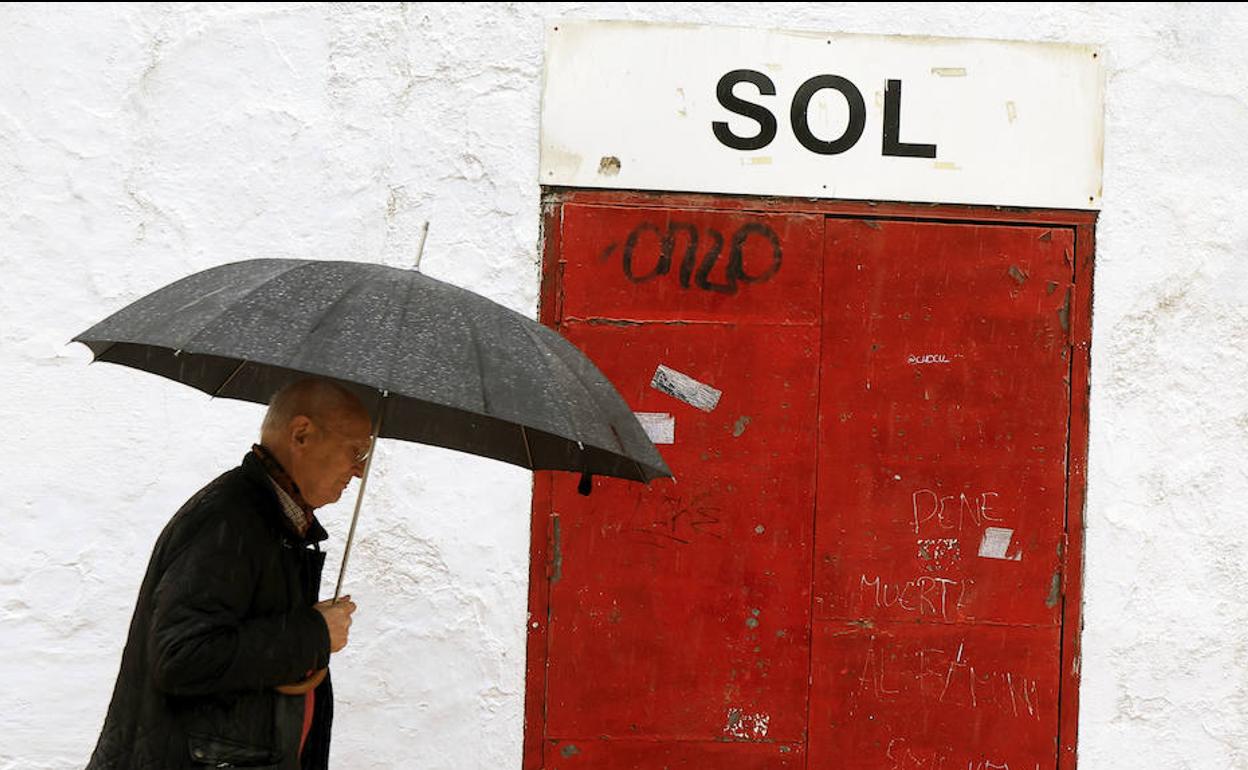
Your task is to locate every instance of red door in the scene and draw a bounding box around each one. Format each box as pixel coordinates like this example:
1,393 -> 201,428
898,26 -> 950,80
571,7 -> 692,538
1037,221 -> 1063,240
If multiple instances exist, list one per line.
535,203 -> 823,767
808,219 -> 1074,770
526,194 -> 1089,770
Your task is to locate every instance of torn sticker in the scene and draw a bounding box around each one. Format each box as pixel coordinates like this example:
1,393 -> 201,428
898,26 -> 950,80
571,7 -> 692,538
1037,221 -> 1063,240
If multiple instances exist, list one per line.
634,412 -> 675,444
651,365 -> 721,412
978,527 -> 1022,561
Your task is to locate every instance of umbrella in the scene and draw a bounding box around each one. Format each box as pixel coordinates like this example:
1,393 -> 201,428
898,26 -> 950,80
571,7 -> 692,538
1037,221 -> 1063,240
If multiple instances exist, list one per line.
73,239 -> 672,600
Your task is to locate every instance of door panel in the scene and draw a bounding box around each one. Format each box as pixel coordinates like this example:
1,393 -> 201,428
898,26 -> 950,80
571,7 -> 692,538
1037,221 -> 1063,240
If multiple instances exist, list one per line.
542,204 -> 823,764
809,219 -> 1074,769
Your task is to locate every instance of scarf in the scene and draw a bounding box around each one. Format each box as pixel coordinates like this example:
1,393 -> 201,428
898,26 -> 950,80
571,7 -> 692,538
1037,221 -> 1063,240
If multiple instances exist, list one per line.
250,443 -> 315,538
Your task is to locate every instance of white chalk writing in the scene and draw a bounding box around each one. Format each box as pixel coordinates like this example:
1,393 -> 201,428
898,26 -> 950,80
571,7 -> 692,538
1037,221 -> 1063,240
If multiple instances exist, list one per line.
912,489 -> 1003,534
859,574 -> 971,621
885,740 -> 1041,770
857,639 -> 1042,721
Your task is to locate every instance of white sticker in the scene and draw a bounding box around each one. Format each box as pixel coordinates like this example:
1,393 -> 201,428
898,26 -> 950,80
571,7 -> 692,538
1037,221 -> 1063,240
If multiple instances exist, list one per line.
634,412 -> 675,444
650,365 -> 722,412
978,527 -> 1023,561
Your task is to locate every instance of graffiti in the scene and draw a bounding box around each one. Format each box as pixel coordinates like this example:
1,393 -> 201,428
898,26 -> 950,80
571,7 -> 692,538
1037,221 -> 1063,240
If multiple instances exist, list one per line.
628,491 -> 725,548
884,739 -> 1040,770
602,221 -> 783,294
859,573 -> 971,621
856,640 -> 1043,721
912,489 -> 1003,535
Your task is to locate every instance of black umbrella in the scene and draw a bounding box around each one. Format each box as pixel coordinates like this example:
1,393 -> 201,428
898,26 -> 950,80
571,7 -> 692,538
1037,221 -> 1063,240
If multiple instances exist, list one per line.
74,250 -> 671,596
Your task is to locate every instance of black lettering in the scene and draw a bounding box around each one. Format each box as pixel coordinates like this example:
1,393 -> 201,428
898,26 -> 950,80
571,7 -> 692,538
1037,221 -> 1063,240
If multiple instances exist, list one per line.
712,70 -> 778,152
621,222 -> 668,283
729,223 -> 782,285
610,222 -> 783,294
694,228 -> 735,294
791,74 -> 866,155
883,79 -> 937,158
665,222 -> 700,289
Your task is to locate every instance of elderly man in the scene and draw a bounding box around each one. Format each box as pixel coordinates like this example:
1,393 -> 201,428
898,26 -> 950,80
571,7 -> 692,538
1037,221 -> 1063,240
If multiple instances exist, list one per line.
88,378 -> 369,769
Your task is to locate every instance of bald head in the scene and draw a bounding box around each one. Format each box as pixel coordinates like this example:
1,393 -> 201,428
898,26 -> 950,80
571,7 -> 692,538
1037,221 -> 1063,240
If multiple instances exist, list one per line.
260,379 -> 372,508
261,379 -> 368,445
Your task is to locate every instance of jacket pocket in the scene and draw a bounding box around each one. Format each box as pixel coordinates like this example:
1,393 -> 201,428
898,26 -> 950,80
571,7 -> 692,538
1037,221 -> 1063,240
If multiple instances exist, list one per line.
187,732 -> 282,767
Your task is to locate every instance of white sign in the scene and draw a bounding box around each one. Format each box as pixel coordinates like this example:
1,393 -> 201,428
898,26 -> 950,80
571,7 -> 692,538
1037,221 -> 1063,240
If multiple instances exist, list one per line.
541,20 -> 1105,209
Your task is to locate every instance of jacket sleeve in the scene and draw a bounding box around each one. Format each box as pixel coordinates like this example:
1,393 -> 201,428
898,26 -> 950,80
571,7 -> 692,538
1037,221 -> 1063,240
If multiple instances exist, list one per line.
146,511 -> 331,696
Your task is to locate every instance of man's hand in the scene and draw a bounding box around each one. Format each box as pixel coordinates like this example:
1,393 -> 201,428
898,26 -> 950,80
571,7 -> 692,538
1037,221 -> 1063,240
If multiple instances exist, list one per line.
314,595 -> 356,653
274,597 -> 355,695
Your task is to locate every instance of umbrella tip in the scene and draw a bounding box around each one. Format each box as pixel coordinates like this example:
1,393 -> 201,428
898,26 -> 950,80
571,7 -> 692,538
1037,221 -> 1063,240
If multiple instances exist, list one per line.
413,221 -> 431,271
577,472 -> 593,496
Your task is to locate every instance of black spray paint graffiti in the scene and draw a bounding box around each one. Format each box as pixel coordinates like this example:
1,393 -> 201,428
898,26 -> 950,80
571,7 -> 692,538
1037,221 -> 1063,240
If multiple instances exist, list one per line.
601,221 -> 783,295
626,491 -> 725,549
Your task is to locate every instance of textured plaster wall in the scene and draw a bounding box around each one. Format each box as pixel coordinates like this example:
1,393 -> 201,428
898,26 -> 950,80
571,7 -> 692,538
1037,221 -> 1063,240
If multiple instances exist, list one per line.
1,3 -> 1245,769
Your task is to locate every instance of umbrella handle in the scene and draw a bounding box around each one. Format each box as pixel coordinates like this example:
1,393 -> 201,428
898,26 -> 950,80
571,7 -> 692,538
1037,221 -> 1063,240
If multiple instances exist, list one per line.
333,392 -> 386,602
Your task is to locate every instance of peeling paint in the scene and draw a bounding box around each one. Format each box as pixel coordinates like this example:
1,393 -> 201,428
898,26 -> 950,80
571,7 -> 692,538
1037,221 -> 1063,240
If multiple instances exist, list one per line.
597,155 -> 621,177
551,516 -> 563,584
1046,571 -> 1062,608
723,708 -> 770,740
584,317 -> 643,327
1057,287 -> 1071,332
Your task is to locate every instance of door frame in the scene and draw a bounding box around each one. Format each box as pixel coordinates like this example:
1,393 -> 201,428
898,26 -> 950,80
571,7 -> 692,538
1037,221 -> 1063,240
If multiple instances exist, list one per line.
524,188 -> 1096,770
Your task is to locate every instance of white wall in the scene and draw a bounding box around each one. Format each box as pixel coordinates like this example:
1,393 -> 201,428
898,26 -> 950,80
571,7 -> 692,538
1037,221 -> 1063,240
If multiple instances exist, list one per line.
1,3 -> 1244,769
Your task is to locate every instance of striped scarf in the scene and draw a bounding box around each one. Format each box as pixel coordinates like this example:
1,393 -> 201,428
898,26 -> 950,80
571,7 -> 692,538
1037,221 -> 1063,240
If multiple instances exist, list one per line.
250,444 -> 315,538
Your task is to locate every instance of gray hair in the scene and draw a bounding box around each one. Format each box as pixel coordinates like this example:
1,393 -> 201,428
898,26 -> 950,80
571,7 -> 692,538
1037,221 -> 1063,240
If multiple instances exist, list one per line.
260,378 -> 367,441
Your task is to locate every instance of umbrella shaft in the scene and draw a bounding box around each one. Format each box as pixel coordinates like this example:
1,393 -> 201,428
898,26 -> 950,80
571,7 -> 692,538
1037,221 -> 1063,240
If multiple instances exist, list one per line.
333,394 -> 386,602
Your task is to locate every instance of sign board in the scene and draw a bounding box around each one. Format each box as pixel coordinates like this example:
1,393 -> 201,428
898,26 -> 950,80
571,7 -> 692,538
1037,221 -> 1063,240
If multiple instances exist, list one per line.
541,20 -> 1104,209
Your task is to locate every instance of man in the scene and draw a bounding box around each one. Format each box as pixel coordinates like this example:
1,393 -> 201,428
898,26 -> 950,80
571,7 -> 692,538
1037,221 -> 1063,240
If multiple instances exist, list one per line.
88,378 -> 369,769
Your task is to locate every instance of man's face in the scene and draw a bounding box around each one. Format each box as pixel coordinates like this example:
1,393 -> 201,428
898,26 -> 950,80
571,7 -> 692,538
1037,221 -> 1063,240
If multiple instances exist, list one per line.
288,410 -> 372,509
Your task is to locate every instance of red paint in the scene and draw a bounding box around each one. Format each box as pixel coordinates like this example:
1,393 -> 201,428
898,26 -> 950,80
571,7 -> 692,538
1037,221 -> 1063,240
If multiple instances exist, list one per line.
811,219 -> 1075,769
543,740 -> 804,769
526,191 -> 1094,769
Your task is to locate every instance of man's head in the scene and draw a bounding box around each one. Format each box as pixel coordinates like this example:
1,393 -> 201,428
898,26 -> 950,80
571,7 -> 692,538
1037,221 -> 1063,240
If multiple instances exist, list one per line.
260,379 -> 372,508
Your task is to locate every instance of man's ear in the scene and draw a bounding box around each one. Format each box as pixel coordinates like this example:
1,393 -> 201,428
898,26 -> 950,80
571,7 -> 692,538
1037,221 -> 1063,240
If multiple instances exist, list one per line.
289,415 -> 314,449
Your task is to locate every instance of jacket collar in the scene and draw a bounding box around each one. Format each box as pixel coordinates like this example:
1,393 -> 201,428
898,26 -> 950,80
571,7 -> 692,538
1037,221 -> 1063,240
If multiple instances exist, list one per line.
240,452 -> 329,546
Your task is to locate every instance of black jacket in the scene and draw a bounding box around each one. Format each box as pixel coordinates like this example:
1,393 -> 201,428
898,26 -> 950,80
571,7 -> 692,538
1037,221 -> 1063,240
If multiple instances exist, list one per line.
88,453 -> 335,769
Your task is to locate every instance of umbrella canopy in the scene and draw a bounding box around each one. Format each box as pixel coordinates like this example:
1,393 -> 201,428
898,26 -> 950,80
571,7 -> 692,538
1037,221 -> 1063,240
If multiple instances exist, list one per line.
73,258 -> 670,483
